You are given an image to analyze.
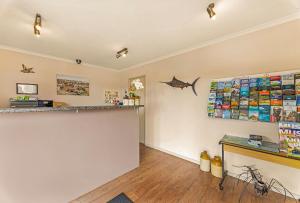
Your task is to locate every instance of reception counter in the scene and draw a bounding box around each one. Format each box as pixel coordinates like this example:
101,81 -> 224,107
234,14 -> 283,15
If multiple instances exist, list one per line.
0,105 -> 142,203
0,105 -> 141,113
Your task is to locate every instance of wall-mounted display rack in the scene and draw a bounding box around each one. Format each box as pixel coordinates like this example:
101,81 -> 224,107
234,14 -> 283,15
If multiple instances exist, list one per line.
207,70 -> 300,123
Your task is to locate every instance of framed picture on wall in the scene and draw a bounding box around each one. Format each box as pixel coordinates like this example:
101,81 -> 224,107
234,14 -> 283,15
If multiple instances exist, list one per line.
56,74 -> 89,96
16,83 -> 38,95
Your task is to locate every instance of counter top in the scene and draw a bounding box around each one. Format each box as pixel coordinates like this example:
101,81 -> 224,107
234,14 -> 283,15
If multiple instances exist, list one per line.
0,105 -> 144,113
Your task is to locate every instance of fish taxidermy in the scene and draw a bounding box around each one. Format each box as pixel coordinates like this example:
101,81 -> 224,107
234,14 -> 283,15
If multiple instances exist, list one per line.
161,76 -> 200,96
21,64 -> 35,73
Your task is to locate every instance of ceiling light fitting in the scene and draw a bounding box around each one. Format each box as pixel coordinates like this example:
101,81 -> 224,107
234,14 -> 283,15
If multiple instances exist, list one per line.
116,48 -> 128,59
207,3 -> 216,20
76,59 -> 82,64
34,14 -> 42,37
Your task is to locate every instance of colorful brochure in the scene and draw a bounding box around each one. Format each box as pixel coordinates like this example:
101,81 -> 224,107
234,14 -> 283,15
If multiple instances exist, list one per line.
279,122 -> 300,157
271,106 -> 283,122
249,106 -> 259,121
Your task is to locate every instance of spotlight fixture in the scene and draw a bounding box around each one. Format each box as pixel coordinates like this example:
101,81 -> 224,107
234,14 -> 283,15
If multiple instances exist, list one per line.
76,59 -> 82,64
34,14 -> 42,37
207,3 -> 216,20
116,48 -> 128,59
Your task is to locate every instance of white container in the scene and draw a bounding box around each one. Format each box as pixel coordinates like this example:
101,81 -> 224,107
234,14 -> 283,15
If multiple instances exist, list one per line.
200,151 -> 210,172
135,98 -> 140,106
128,99 -> 135,106
211,156 -> 222,178
123,99 -> 129,106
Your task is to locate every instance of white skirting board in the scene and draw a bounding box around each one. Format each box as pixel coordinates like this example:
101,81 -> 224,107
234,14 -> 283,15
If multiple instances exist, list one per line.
146,144 -> 199,164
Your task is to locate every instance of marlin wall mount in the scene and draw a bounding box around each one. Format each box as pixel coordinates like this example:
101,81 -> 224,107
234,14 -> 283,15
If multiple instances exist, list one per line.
161,76 -> 200,96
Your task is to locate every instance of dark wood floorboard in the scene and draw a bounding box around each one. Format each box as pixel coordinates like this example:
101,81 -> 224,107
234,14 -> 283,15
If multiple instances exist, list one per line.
72,144 -> 296,203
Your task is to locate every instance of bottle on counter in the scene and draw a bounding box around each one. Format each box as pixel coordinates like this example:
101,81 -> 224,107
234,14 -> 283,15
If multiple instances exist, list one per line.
123,91 -> 129,106
128,91 -> 135,106
128,97 -> 135,106
134,95 -> 140,106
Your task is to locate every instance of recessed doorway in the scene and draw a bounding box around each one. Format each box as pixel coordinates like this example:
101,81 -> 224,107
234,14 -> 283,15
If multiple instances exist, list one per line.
129,76 -> 145,144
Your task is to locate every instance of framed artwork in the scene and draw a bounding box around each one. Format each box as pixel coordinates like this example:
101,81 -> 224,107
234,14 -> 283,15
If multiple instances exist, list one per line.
57,74 -> 89,96
16,83 -> 38,95
104,90 -> 119,104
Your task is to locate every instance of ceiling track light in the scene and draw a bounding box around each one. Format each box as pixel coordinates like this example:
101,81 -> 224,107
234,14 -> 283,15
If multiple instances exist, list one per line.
34,13 -> 42,37
207,3 -> 216,20
116,48 -> 128,59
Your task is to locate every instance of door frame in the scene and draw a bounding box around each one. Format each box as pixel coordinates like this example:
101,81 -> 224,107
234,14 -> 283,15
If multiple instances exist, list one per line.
128,75 -> 146,145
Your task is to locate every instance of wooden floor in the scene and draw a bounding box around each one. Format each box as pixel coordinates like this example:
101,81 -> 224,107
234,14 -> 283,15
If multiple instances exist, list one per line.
72,144 -> 296,203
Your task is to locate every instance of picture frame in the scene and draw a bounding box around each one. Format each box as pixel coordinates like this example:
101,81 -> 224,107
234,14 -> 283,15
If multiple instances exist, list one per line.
16,83 -> 38,95
56,74 -> 89,96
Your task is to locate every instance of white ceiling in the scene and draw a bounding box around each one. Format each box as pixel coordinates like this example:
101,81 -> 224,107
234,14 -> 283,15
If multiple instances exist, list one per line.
0,0 -> 299,70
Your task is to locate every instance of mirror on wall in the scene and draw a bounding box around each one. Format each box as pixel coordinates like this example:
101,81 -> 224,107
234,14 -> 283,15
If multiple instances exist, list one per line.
16,83 -> 38,95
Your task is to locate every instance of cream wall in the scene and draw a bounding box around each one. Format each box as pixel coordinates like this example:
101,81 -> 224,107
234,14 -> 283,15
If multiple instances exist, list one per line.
0,49 -> 120,107
120,19 -> 300,195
